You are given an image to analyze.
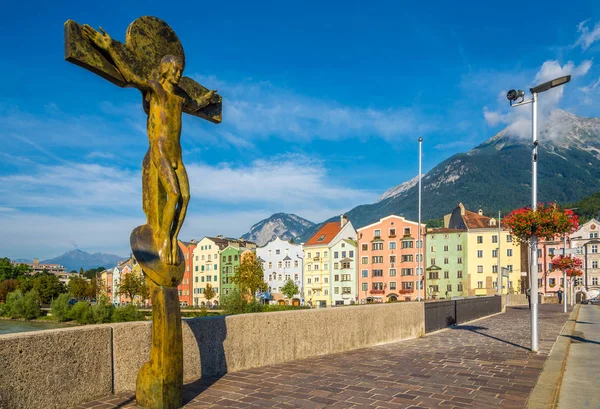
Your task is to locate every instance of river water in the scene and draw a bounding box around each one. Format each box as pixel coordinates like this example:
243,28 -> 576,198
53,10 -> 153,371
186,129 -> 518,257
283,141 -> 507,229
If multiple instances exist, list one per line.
0,320 -> 71,335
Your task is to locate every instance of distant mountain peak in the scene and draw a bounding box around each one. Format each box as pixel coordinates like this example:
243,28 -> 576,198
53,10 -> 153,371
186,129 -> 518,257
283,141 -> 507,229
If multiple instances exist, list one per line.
42,249 -> 126,272
378,174 -> 422,202
241,213 -> 315,246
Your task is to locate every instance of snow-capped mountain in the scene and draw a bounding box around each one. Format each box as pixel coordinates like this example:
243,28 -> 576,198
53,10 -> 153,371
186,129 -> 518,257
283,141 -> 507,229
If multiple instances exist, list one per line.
241,213 -> 315,246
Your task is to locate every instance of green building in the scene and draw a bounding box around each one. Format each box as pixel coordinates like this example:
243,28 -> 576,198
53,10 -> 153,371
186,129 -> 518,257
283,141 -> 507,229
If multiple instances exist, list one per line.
220,245 -> 242,296
425,228 -> 468,299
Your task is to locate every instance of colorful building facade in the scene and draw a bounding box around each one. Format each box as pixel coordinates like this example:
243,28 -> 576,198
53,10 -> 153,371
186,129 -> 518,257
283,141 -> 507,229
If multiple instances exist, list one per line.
357,215 -> 422,303
330,238 -> 358,306
425,228 -> 467,299
257,237 -> 303,304
178,240 -> 197,307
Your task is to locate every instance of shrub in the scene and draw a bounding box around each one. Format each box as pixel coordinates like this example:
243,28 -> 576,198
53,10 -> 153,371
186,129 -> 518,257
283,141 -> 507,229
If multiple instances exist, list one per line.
92,297 -> 114,323
50,293 -> 72,322
69,301 -> 94,324
4,290 -> 41,320
112,304 -> 144,322
221,289 -> 247,315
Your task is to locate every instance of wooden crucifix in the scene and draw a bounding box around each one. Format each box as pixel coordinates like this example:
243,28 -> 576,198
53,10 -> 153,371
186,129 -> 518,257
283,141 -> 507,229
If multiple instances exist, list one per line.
65,16 -> 221,409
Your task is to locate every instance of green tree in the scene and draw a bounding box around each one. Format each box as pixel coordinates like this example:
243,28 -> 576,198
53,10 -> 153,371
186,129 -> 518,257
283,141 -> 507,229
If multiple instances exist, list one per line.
69,301 -> 94,324
68,275 -> 90,300
204,283 -> 216,302
232,252 -> 267,300
280,279 -> 299,300
50,294 -> 72,322
117,273 -> 147,304
33,274 -> 65,304
0,258 -> 30,282
92,296 -> 114,323
4,290 -> 41,320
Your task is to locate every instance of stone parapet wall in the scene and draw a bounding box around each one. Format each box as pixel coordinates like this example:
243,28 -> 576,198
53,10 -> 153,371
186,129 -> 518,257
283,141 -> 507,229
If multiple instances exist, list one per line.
0,302 -> 425,408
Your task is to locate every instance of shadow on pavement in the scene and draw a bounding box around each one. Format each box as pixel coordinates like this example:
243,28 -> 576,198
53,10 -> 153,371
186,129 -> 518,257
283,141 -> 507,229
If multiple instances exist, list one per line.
451,325 -> 530,351
561,334 -> 600,345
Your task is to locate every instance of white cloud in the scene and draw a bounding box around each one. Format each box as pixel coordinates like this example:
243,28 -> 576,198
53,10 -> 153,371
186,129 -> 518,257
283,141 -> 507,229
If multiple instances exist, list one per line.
482,59 -> 593,138
193,75 -> 433,143
0,154 -> 378,259
574,19 -> 600,50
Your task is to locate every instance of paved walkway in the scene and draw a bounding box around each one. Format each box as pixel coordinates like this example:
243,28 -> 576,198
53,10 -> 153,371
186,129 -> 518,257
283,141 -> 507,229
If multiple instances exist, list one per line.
556,305 -> 600,409
75,305 -> 571,409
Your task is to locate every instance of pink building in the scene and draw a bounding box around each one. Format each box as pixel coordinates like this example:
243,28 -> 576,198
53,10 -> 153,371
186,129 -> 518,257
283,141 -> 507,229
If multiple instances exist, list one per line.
357,215 -> 424,302
536,238 -> 571,295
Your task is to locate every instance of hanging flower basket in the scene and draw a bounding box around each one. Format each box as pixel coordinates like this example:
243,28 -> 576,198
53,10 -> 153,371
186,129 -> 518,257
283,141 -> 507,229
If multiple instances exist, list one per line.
566,268 -> 583,277
551,255 -> 583,271
503,203 -> 579,244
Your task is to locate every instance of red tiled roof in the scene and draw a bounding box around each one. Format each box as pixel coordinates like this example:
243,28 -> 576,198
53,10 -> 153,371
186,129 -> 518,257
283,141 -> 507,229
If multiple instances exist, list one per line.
304,222 -> 342,246
462,210 -> 493,229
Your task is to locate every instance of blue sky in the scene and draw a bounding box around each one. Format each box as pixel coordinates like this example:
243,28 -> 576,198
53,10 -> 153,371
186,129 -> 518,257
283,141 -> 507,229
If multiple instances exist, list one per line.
1,0 -> 600,259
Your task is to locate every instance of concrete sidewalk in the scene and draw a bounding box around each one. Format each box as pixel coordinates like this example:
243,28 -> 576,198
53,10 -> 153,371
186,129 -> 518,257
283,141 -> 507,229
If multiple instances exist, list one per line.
74,305 -> 572,409
556,305 -> 600,409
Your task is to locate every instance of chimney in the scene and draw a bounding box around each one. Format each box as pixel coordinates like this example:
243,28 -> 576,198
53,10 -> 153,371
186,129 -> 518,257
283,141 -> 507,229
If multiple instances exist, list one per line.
478,209 -> 483,216
340,214 -> 348,227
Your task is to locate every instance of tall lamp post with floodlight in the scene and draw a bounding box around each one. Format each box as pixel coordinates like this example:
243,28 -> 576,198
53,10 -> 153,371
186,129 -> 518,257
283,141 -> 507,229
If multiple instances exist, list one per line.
506,75 -> 571,352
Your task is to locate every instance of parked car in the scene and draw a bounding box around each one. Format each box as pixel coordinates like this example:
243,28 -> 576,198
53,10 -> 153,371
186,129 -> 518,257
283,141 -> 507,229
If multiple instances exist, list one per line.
582,297 -> 600,305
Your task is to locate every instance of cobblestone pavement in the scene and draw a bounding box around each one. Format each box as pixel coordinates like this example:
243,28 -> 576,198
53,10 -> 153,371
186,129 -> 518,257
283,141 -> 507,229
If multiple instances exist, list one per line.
75,305 -> 570,409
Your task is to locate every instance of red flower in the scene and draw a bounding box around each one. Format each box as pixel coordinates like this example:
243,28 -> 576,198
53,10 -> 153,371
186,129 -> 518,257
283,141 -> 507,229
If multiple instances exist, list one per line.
503,203 -> 579,244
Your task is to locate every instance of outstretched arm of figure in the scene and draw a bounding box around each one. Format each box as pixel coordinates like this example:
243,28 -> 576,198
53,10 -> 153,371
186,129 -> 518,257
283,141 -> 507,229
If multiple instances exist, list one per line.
186,89 -> 220,112
82,25 -> 150,90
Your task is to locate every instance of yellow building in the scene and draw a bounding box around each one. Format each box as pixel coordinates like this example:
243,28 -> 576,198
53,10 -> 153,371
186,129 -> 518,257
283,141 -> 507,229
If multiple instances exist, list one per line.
445,204 -> 522,296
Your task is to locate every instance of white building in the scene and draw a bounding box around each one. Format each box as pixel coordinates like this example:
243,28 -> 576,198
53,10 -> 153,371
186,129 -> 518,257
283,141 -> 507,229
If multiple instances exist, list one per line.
192,237 -> 229,307
570,214 -> 600,299
257,237 -> 303,304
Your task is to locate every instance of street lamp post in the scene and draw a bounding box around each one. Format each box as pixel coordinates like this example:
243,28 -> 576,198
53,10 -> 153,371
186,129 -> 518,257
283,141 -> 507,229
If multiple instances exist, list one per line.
417,137 -> 423,301
507,75 -> 571,352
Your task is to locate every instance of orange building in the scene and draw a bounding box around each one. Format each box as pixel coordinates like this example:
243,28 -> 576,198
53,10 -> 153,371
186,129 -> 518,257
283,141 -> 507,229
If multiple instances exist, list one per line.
178,240 -> 197,307
357,215 -> 423,302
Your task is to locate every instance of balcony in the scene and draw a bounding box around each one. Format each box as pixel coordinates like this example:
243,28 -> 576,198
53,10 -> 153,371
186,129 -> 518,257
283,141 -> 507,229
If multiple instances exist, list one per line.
311,282 -> 322,289
313,256 -> 320,261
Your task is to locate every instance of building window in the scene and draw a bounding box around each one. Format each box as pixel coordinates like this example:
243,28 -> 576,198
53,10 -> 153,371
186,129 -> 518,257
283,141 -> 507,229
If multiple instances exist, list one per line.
372,269 -> 383,277
592,261 -> 598,269
444,271 -> 449,279
430,246 -> 436,252
307,278 -> 311,284
492,249 -> 498,257
404,228 -> 411,235
390,255 -> 396,263
389,282 -> 397,290
507,265 -> 513,272
402,255 -> 414,262
444,257 -> 449,264
361,270 -> 368,277
374,229 -> 381,238
492,265 -> 498,273
477,250 -> 483,258
590,232 -> 599,239
428,271 -> 439,280
458,283 -> 463,292
342,251 -> 346,258
457,257 -> 463,264
401,268 -> 413,276
447,284 -> 452,292
457,244 -> 462,251
430,285 -> 439,293
389,268 -> 397,276
389,228 -> 396,237
334,287 -> 340,294
443,245 -> 449,252
401,241 -> 413,249
334,262 -> 339,270
362,283 -> 368,291
389,242 -> 397,250
362,244 -> 368,251
361,257 -> 368,264
477,281 -> 483,289
334,251 -> 339,259
372,256 -> 383,263
492,235 -> 498,243
402,282 -> 413,290
477,265 -> 483,273
372,242 -> 383,251
506,235 -> 512,242
477,236 -> 483,244
593,277 -> 598,285
507,249 -> 513,257
349,251 -> 354,257
457,270 -> 463,278
592,245 -> 598,254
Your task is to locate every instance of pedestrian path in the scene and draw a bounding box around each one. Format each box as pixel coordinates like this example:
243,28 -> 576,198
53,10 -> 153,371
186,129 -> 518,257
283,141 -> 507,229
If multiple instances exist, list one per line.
556,305 -> 600,409
75,305 -> 571,409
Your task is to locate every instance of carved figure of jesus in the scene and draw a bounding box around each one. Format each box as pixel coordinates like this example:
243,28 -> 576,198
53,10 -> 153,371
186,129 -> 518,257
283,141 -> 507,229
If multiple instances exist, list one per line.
83,26 -> 217,265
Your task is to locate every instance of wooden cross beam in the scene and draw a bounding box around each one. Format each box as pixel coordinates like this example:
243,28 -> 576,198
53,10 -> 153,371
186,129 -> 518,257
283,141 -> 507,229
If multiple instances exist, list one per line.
64,17 -> 222,123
